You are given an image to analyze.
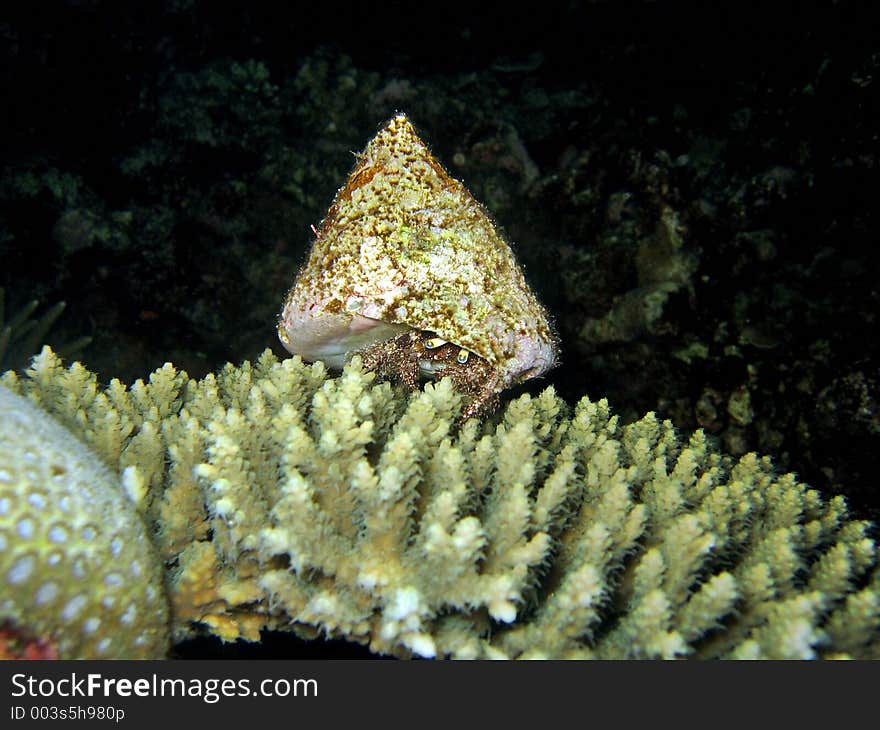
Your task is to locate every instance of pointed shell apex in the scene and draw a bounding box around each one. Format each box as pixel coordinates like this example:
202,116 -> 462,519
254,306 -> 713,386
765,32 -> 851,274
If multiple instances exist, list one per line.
279,113 -> 558,389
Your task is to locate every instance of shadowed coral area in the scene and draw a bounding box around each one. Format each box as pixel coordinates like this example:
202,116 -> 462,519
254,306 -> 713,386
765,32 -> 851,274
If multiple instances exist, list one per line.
0,287 -> 92,374
1,347 -> 878,659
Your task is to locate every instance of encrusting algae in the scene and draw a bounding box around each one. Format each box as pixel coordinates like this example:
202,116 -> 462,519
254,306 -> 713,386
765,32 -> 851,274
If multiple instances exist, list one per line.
278,114 -> 558,419
1,347 -> 879,659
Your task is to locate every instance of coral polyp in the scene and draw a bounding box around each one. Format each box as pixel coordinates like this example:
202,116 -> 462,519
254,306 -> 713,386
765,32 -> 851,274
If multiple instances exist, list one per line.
278,113 -> 558,416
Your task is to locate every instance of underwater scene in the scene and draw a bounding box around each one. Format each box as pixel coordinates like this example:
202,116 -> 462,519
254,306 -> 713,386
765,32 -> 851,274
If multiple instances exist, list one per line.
1,2 -> 879,659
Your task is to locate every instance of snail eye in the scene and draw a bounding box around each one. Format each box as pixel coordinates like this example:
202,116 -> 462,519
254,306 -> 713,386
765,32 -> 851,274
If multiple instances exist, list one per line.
456,349 -> 469,364
424,337 -> 447,349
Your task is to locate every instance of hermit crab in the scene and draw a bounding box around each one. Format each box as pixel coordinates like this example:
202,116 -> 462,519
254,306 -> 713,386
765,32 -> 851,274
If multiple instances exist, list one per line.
277,113 -> 558,419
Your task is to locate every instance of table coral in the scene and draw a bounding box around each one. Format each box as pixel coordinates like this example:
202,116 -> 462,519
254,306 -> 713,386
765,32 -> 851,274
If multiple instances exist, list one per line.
2,347 -> 878,658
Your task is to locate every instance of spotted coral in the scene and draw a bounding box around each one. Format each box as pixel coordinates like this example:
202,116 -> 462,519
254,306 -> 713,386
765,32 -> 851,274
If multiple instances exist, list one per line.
2,347 -> 878,658
0,384 -> 169,659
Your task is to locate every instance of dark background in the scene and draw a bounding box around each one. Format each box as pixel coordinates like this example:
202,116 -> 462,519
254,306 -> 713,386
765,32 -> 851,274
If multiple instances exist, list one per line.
2,1 -> 878,657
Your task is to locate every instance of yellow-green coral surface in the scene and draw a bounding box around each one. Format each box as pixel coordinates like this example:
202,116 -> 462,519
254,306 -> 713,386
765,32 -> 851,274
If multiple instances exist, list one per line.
0,383 -> 169,658
1,347 -> 878,658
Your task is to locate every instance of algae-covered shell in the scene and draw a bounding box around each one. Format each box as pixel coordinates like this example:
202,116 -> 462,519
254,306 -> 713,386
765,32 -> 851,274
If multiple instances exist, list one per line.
278,113 -> 558,389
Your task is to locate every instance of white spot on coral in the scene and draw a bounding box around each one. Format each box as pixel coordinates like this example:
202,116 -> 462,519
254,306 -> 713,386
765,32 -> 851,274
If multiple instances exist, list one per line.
213,497 -> 234,517
122,466 -> 147,506
489,600 -> 517,623
16,518 -> 34,539
104,573 -> 123,588
58,496 -> 72,513
7,555 -> 35,584
110,537 -> 123,557
35,582 -> 59,605
27,492 -> 47,510
61,594 -> 88,621
386,586 -> 425,621
81,525 -> 97,541
72,559 -> 86,579
357,571 -> 379,591
48,525 -> 67,543
46,551 -> 62,566
450,517 -> 482,553
304,591 -> 340,619
121,604 -> 137,625
96,637 -> 111,654
129,560 -> 143,578
0,467 -> 13,484
407,634 -> 437,658
83,617 -> 101,635
0,497 -> 10,515
0,533 -> 6,551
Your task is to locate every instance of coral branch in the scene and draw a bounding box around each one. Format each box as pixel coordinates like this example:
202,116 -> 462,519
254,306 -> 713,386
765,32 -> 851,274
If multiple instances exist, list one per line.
1,347 -> 878,658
